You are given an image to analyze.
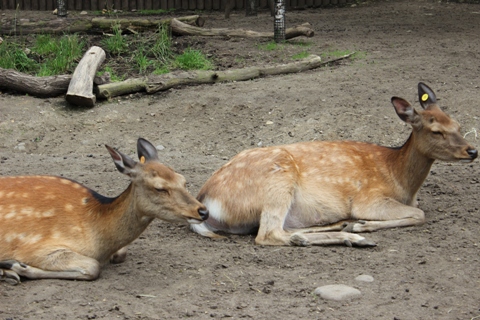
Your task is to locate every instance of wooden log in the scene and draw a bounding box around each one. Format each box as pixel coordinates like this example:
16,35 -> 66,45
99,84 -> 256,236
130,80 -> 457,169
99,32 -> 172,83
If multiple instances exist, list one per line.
97,55 -> 323,98
0,15 -> 204,35
0,68 -> 71,98
170,18 -> 314,39
66,46 -> 106,107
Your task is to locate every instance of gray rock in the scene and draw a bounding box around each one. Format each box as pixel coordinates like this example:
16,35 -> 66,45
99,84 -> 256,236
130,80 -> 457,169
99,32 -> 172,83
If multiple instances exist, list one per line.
314,284 -> 361,301
355,274 -> 374,282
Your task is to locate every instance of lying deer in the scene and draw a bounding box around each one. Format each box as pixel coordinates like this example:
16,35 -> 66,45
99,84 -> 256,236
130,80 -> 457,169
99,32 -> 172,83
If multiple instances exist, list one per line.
0,138 -> 208,284
191,83 -> 477,247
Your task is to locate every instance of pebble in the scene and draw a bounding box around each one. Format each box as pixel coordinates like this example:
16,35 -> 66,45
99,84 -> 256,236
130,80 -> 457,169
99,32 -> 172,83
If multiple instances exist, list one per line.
15,142 -> 26,151
314,284 -> 362,301
355,274 -> 374,282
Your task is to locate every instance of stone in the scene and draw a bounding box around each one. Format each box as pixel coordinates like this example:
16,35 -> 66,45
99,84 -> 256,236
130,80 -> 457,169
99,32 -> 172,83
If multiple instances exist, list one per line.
314,284 -> 361,301
355,274 -> 374,282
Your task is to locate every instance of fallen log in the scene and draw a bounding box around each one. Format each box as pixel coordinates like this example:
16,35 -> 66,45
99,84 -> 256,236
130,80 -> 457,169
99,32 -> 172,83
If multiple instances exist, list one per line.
66,46 -> 106,107
171,18 -> 314,39
0,53 -> 354,99
0,68 -> 71,97
97,54 -> 331,99
0,15 -> 204,35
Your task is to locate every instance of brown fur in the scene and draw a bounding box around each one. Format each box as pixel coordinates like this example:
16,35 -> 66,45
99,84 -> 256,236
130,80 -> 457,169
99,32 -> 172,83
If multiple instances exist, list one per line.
0,138 -> 208,284
191,83 -> 477,247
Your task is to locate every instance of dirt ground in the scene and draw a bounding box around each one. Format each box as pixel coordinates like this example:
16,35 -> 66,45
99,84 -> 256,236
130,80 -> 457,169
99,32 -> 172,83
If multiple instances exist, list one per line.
1,1 -> 480,319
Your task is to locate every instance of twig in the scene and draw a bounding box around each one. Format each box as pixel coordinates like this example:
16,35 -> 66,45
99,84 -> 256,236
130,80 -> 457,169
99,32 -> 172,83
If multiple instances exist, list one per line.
463,128 -> 478,140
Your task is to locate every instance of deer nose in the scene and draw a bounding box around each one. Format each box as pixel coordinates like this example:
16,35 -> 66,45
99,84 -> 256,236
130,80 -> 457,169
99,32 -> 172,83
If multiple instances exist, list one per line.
467,148 -> 478,160
198,208 -> 209,220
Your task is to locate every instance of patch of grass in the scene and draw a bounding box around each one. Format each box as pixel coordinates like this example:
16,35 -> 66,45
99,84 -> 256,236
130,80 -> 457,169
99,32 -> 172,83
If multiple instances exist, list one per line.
150,24 -> 173,64
174,48 -> 213,70
34,34 -> 85,76
134,47 -> 153,74
0,41 -> 37,73
258,41 -> 280,51
292,51 -> 310,60
102,23 -> 128,55
97,66 -> 125,82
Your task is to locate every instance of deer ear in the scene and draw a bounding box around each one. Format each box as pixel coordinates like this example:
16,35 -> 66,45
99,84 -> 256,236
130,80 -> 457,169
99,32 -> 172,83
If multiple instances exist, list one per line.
137,138 -> 159,162
391,97 -> 419,125
106,145 -> 138,176
418,82 -> 437,109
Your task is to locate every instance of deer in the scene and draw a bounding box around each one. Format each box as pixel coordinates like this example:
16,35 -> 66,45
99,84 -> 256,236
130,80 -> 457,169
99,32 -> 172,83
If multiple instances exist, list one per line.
0,138 -> 209,285
190,83 -> 477,247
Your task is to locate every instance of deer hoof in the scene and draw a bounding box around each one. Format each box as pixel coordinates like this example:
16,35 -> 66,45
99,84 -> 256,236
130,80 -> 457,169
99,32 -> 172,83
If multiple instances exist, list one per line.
352,238 -> 377,247
0,269 -> 21,285
290,233 -> 310,247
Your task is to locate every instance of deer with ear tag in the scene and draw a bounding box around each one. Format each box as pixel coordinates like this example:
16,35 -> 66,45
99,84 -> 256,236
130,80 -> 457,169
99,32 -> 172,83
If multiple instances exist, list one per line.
0,138 -> 208,284
190,83 -> 477,247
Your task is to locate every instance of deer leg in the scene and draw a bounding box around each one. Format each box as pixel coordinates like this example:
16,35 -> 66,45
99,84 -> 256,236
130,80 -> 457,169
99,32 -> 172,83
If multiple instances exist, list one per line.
0,249 -> 101,284
287,220 -> 352,233
346,199 -> 426,233
110,246 -> 128,264
290,231 -> 376,247
0,262 -> 22,285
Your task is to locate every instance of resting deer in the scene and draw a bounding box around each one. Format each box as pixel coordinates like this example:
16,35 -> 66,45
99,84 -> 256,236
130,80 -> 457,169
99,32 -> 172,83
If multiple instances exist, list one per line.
0,138 -> 208,284
190,83 -> 477,247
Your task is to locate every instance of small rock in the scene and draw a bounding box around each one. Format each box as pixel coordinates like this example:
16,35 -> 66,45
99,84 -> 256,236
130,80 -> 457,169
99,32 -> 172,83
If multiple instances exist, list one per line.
80,11 -> 88,15
314,284 -> 362,301
15,142 -> 26,151
156,145 -> 165,151
265,121 -> 273,125
355,274 -> 374,282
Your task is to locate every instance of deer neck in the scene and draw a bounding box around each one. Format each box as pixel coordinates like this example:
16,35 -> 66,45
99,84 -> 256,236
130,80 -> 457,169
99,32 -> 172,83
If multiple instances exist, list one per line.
388,133 -> 435,203
89,184 -> 154,259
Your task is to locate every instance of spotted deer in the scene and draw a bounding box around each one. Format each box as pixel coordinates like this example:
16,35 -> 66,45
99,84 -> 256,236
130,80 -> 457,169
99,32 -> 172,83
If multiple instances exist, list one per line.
190,83 -> 477,247
0,138 -> 208,284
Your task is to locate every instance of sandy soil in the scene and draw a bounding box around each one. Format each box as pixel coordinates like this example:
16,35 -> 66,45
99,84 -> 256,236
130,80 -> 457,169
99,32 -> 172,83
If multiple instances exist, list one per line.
1,1 -> 480,319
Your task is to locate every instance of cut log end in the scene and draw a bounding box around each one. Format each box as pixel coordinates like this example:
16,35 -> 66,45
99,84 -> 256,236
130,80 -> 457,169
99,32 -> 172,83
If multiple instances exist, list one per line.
66,94 -> 96,108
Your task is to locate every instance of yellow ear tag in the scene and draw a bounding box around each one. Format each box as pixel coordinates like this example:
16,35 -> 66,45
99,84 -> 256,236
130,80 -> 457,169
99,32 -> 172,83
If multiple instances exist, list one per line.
140,156 -> 146,164
421,93 -> 429,102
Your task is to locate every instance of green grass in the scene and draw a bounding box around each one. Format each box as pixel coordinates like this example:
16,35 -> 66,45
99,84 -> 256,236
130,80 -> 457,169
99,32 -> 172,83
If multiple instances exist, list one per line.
292,51 -> 310,60
97,66 -> 125,82
34,34 -> 85,76
0,34 -> 85,76
0,42 -> 37,73
258,41 -> 279,51
174,48 -> 213,70
102,23 -> 128,55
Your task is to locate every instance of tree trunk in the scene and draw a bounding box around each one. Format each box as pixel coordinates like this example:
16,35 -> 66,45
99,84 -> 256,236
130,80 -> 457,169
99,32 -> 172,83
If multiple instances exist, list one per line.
0,68 -> 71,98
246,0 -> 257,16
0,15 -> 204,35
66,46 -> 106,107
57,0 -> 67,17
274,0 -> 286,43
171,18 -> 314,39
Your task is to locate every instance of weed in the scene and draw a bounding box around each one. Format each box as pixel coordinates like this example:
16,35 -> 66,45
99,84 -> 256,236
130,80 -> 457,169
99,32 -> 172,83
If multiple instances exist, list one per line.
292,51 -> 310,60
97,66 -> 125,82
174,48 -> 212,70
102,23 -> 128,55
0,41 -> 36,73
258,41 -> 279,51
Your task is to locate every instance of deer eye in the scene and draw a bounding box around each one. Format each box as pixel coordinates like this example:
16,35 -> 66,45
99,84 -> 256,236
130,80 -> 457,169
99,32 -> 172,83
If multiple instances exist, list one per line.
432,131 -> 444,138
155,188 -> 169,194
